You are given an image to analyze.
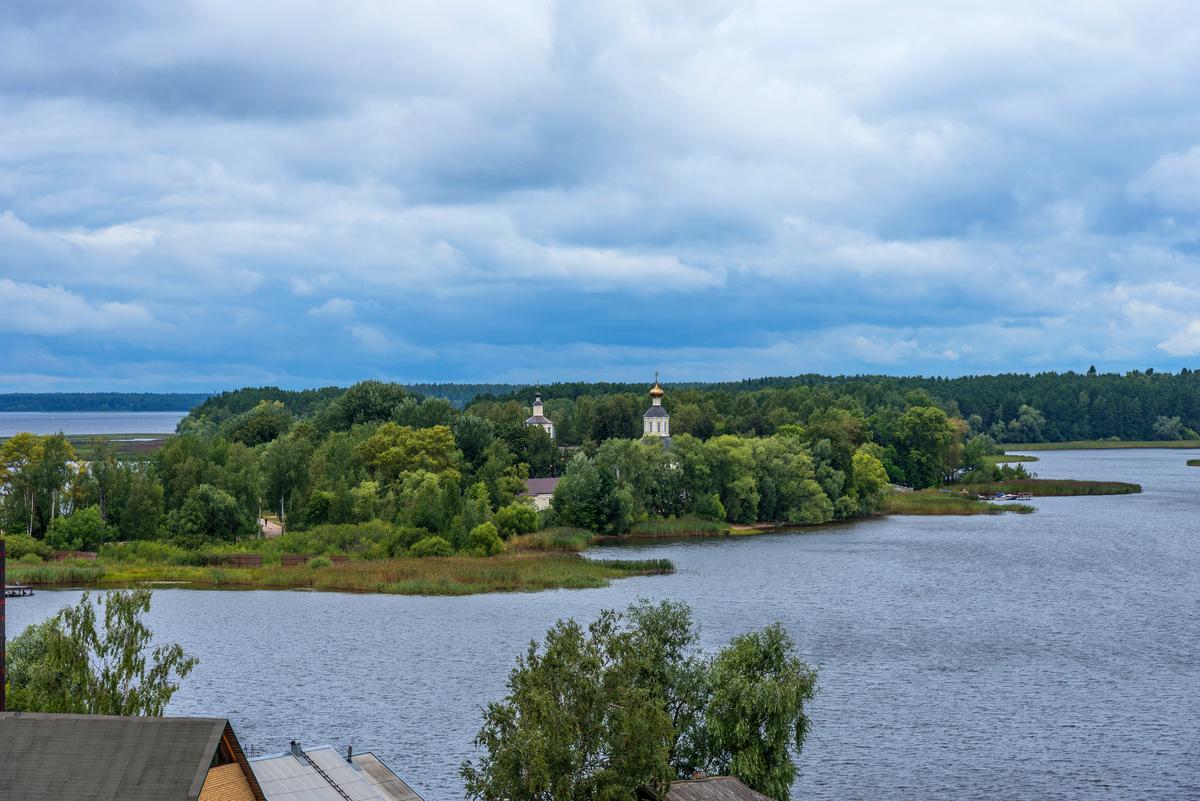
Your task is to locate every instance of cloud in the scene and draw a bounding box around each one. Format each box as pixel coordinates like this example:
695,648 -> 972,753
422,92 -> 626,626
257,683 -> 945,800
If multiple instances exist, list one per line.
307,297 -> 356,318
2,2 -> 1200,388
1159,321 -> 1200,357
0,279 -> 154,335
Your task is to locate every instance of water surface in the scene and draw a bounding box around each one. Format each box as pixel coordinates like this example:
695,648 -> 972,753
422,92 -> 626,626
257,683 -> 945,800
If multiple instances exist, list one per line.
8,449 -> 1199,800
0,411 -> 184,437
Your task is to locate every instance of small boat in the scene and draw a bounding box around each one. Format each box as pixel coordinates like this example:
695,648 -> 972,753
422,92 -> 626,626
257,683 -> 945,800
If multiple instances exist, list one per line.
978,492 -> 1023,501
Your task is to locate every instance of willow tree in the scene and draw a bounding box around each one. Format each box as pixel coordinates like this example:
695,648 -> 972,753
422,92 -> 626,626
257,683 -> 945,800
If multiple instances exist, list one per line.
5,589 -> 197,716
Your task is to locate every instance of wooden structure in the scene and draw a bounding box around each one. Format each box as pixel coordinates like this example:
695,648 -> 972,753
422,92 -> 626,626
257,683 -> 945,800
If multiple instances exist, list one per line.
0,713 -> 267,801
4,584 -> 34,598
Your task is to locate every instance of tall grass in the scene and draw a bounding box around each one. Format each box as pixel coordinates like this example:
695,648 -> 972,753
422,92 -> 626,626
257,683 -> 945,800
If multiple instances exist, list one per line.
8,552 -> 674,596
885,491 -> 1034,516
626,517 -> 729,538
510,527 -> 594,552
957,479 -> 1140,496
983,454 -> 1039,463
1187,459 -> 1200,467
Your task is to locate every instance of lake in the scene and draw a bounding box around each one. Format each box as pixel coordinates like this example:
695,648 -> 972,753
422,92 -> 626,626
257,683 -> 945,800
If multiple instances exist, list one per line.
0,411 -> 185,437
7,449 -> 1199,800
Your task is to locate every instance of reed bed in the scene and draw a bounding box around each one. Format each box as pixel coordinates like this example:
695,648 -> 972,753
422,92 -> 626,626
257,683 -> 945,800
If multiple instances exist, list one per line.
1187,459 -> 1200,467
885,491 -> 1034,516
626,517 -> 729,538
957,479 -> 1140,496
510,527 -> 594,552
8,552 -> 673,596
982,454 -> 1039,463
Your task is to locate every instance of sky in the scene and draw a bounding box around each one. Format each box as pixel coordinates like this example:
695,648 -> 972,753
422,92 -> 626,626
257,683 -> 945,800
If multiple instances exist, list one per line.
3,1 -> 1200,391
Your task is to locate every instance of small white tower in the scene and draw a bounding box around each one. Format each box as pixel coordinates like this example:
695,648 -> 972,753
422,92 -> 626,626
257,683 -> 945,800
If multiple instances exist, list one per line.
524,389 -> 555,439
643,373 -> 669,437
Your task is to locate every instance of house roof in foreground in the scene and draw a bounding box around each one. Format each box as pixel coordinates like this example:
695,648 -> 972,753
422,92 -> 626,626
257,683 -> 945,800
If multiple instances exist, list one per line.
0,711 -> 254,801
640,777 -> 775,801
250,745 -> 423,801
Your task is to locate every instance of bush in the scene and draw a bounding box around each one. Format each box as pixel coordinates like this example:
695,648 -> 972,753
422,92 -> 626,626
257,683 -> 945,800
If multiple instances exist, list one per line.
466,522 -> 505,557
45,506 -> 114,552
19,552 -> 43,565
99,540 -> 187,564
307,556 -> 333,569
2,533 -> 53,560
409,535 -> 454,558
494,503 -> 538,539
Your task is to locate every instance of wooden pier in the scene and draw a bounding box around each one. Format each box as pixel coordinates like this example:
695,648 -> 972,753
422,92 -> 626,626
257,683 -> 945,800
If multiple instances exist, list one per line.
4,584 -> 34,598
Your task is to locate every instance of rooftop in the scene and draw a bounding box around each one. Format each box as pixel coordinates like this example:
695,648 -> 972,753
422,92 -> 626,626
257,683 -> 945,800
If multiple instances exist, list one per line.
640,776 -> 774,801
0,712 -> 263,801
250,744 -> 423,801
522,476 -> 560,496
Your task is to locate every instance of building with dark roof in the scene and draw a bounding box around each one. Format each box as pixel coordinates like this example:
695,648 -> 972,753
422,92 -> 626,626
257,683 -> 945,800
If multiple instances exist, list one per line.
520,476 -> 560,511
524,391 -> 556,439
638,776 -> 774,801
0,711 -> 265,801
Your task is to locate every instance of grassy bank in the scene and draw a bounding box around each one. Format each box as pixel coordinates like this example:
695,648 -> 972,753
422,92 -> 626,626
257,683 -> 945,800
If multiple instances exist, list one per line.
7,552 -> 673,595
1004,440 -> 1200,451
625,517 -> 729,538
1188,459 -> 1200,467
885,491 -> 1034,516
983,453 -> 1039,463
957,478 -> 1141,496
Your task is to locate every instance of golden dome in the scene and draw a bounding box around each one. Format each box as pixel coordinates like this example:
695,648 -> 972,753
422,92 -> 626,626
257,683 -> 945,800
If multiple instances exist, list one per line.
649,373 -> 665,398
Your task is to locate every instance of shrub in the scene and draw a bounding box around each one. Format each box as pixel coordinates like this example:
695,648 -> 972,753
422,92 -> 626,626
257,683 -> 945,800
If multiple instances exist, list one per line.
307,556 -> 332,569
494,503 -> 539,539
466,522 -> 505,557
409,535 -> 454,558
99,540 -> 187,564
45,506 -> 114,552
2,533 -> 53,560
19,552 -> 43,565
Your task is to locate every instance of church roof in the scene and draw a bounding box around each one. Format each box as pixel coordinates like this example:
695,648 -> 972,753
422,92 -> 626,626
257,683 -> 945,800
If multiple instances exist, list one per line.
643,405 -> 669,418
525,415 -> 553,425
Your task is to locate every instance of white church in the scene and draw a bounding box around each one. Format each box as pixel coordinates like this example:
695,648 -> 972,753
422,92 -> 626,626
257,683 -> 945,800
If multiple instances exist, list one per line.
523,390 -> 556,439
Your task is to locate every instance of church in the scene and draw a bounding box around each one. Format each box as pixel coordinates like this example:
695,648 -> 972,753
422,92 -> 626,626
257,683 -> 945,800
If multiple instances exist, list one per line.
523,390 -> 555,439
642,373 -> 670,443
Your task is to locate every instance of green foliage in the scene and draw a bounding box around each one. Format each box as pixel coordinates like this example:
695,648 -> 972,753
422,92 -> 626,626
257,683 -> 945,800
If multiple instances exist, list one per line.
165,483 -> 253,544
307,555 -> 332,569
410,535 -> 454,558
702,623 -> 818,801
221,399 -> 293,446
462,602 -> 818,801
466,522 -> 505,557
1,532 -> 53,559
19,552 -> 43,564
494,502 -> 538,539
4,590 -> 197,715
45,505 -> 115,551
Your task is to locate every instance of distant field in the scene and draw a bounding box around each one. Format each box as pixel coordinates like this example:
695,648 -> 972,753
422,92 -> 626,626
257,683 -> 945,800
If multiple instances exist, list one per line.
0,432 -> 174,461
1005,440 -> 1200,451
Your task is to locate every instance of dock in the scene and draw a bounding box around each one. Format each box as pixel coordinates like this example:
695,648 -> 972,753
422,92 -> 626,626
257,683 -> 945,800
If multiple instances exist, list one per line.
4,584 -> 34,597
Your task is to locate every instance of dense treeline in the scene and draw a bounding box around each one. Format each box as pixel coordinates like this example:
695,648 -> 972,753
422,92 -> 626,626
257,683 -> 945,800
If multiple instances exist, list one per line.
0,393 -> 209,412
1,379 -> 966,557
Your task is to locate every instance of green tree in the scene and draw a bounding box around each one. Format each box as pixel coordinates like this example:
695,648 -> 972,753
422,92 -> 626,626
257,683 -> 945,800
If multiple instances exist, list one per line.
849,446 -> 890,516
262,434 -> 313,529
466,521 -> 505,556
45,505 -> 114,551
895,406 -> 959,489
165,484 -> 251,543
4,590 -> 197,715
494,502 -> 538,539
701,623 -> 817,801
462,603 -> 818,801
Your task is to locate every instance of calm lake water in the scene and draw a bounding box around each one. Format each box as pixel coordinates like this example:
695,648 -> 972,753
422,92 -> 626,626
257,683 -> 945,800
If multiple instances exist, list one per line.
0,411 -> 185,437
8,449 -> 1200,800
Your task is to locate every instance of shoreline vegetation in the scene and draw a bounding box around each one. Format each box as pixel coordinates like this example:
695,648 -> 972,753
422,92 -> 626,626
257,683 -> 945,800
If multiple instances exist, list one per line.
984,453 -> 1039,463
1005,439 -> 1200,450
1188,459 -> 1200,467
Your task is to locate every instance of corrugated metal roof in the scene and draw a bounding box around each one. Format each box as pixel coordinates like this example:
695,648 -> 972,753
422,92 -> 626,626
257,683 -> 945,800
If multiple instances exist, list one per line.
251,746 -> 423,801
0,711 -> 227,801
664,777 -> 774,801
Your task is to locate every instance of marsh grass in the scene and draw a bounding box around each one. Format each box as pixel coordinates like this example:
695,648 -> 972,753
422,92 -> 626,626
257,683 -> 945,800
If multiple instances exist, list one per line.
510,527 -> 594,552
626,517 -> 728,538
983,454 -> 1039,463
8,552 -> 673,595
1187,459 -> 1200,467
885,491 -> 1034,516
957,478 -> 1140,496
